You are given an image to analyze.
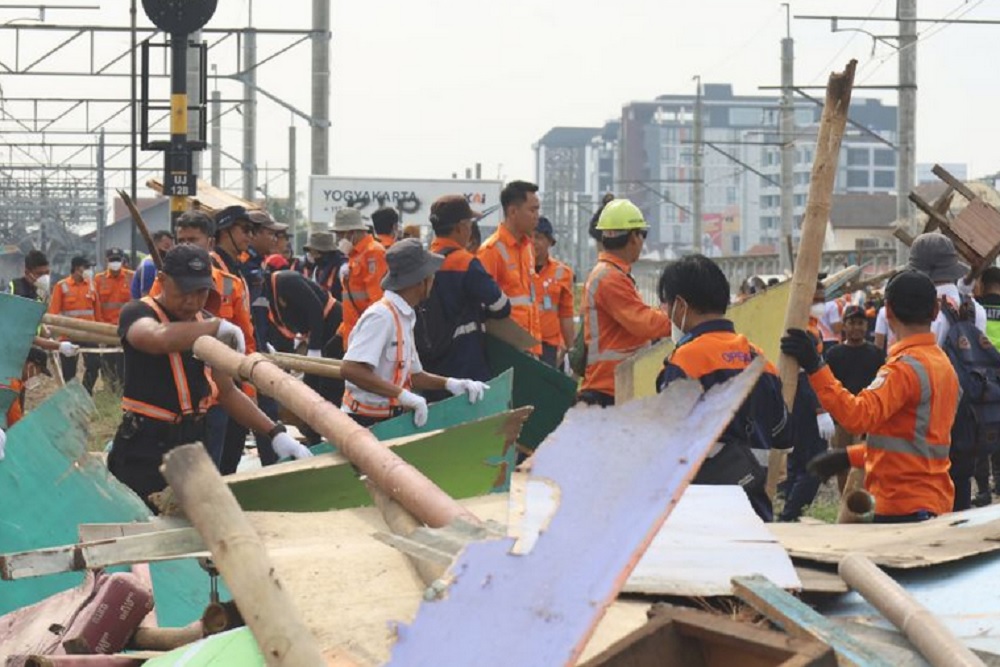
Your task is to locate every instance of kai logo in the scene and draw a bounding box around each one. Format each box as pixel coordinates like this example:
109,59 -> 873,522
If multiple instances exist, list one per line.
466,193 -> 488,205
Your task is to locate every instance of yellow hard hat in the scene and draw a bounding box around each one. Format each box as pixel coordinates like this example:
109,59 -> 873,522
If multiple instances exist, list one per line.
596,199 -> 648,232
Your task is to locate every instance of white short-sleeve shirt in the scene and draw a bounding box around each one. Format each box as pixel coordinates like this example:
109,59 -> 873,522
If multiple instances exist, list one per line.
932,283 -> 987,345
342,290 -> 423,413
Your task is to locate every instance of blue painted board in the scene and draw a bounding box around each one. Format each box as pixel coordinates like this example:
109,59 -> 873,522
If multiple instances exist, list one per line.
0,292 -> 46,423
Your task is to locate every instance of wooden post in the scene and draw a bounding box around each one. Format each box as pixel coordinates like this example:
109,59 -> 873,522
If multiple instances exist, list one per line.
261,354 -> 342,379
44,326 -> 120,347
839,554 -> 986,667
192,337 -> 478,528
42,315 -> 118,337
161,444 -> 328,667
779,60 -> 857,409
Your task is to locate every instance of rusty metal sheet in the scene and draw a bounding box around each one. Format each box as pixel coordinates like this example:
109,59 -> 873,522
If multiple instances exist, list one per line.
388,358 -> 765,667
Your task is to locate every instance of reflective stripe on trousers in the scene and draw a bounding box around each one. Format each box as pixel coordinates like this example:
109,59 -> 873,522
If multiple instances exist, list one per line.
867,355 -> 950,461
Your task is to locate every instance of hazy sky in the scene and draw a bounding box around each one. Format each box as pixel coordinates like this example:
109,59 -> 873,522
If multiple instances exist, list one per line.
1,0 -> 998,204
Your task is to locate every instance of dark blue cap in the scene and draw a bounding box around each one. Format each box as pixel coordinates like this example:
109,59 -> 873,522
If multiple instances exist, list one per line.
214,205 -> 251,233
536,216 -> 555,244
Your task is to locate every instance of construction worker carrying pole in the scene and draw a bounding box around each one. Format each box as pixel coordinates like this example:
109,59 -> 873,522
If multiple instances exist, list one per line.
340,239 -> 489,428
781,270 -> 961,523
577,199 -> 671,407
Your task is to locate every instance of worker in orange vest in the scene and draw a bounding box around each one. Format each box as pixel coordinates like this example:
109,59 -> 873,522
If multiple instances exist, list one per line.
335,207 -> 388,347
94,247 -> 134,392
532,217 -> 575,369
372,206 -> 399,248
478,180 -> 543,355
48,256 -> 101,394
578,199 -> 671,407
782,270 -> 961,522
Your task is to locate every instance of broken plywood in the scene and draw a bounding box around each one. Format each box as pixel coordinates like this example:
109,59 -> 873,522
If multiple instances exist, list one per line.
768,505 -> 1000,569
388,360 -> 766,667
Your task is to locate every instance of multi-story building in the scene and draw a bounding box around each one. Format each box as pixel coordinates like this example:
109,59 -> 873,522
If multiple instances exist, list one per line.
535,84 -> 899,263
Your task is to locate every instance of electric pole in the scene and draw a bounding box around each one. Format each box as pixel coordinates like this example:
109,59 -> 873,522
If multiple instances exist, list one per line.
779,4 -> 795,272
897,0 -> 917,263
692,75 -> 704,254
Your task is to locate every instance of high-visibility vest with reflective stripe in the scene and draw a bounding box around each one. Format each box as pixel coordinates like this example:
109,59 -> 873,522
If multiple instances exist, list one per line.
95,269 -> 134,325
120,297 -> 218,423
51,278 -> 97,321
535,259 -> 573,347
342,297 -> 411,418
477,226 -> 542,353
340,235 -> 387,345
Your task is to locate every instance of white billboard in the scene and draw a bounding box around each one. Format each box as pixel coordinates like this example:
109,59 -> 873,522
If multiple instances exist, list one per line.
309,176 -> 504,228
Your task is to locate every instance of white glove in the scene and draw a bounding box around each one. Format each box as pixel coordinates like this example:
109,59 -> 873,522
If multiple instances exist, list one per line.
265,343 -> 277,354
445,378 -> 490,404
0,427 -> 6,461
817,413 -> 835,441
306,349 -> 323,359
58,341 -> 80,357
562,354 -> 572,376
271,432 -> 313,460
958,278 -> 976,297
398,389 -> 429,427
215,319 -> 246,354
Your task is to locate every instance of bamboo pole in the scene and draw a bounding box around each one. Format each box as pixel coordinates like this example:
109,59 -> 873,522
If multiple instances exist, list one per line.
45,326 -> 120,347
839,553 -> 985,667
130,623 -> 205,651
161,444 -> 328,667
192,337 -> 478,528
836,467 -> 873,523
267,351 -> 342,366
779,59 -> 857,409
42,314 -> 118,337
262,354 -> 342,379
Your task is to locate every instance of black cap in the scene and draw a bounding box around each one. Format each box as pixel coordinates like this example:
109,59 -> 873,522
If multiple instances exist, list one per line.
842,305 -> 866,321
162,245 -> 214,293
106,247 -> 125,261
71,256 -> 92,271
536,216 -> 556,244
215,205 -> 252,233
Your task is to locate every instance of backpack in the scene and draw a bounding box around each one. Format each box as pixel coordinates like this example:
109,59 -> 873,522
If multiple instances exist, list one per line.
414,248 -> 460,364
941,296 -> 1000,455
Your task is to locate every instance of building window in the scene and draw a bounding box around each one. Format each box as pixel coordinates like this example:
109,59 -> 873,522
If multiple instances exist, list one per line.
847,148 -> 869,166
873,170 -> 895,188
873,149 -> 895,167
847,170 -> 870,188
730,107 -> 765,126
794,194 -> 806,207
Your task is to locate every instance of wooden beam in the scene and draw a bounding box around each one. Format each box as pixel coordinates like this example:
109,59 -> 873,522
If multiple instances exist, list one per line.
932,163 -> 977,201
0,528 -> 206,580
732,575 -> 895,667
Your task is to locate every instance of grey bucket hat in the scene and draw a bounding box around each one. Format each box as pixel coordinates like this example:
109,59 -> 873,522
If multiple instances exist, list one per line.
907,232 -> 968,283
304,231 -> 336,253
381,238 -> 444,291
331,207 -> 370,233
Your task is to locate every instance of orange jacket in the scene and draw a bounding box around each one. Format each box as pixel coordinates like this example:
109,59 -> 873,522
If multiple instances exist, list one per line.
478,224 -> 542,354
580,253 -> 671,398
534,258 -> 574,348
376,233 -> 396,249
808,332 -> 960,517
94,269 -> 134,325
2,377 -> 22,427
149,266 -> 256,354
340,234 -> 388,346
48,276 -> 97,322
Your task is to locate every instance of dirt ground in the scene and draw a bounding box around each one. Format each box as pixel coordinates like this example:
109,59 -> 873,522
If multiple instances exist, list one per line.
23,362 -> 121,452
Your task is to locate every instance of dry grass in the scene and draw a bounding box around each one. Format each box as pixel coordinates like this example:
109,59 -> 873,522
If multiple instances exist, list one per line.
22,364 -> 121,452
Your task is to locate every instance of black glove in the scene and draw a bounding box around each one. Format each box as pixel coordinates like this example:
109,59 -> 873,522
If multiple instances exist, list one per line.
780,328 -> 824,374
806,449 -> 850,481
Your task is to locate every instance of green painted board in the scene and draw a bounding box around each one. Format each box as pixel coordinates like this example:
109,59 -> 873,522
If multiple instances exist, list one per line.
486,336 -> 576,449
0,292 -> 46,424
230,410 -> 519,512
144,627 -> 263,666
0,385 -> 216,627
309,369 -> 513,454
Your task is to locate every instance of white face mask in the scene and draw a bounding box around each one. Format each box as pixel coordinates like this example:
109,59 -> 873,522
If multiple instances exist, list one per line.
108,261 -> 122,272
337,238 -> 354,256
82,269 -> 94,281
669,300 -> 687,345
35,274 -> 51,295
810,303 -> 826,319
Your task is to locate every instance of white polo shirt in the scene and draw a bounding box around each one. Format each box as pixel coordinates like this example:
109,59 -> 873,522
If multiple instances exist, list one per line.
342,290 -> 422,414
932,283 -> 986,345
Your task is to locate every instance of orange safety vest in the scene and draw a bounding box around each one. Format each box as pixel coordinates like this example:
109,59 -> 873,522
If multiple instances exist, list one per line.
340,235 -> 388,346
1,377 -> 23,427
477,224 -> 542,354
342,298 -> 411,418
534,258 -> 574,348
580,253 -> 671,398
48,277 -> 97,321
94,269 -> 135,325
376,233 -> 396,249
267,271 -> 337,341
120,297 -> 218,423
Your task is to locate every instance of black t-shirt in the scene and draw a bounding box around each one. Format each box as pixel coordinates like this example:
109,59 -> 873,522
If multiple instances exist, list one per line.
118,300 -> 211,416
10,277 -> 39,301
825,341 -> 886,395
269,270 -> 342,350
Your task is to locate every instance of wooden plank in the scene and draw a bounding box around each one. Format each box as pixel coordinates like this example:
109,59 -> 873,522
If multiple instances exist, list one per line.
732,575 -> 895,667
794,566 -> 848,595
387,360 -> 765,666
768,508 -> 1000,569
1,528 -> 207,581
77,517 -> 190,542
